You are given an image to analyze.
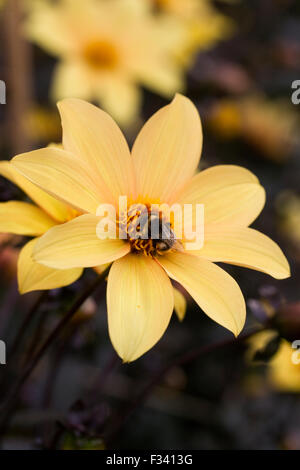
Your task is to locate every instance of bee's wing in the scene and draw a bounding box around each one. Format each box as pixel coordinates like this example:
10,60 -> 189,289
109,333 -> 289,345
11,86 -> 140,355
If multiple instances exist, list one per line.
160,223 -> 173,240
149,215 -> 160,239
172,239 -> 184,252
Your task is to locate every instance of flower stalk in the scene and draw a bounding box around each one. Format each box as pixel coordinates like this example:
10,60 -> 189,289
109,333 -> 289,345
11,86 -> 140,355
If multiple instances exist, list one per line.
0,267 -> 110,440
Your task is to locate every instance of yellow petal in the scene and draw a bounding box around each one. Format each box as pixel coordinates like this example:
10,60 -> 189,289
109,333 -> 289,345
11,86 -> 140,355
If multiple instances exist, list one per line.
58,98 -> 136,203
12,147 -> 106,214
194,226 -> 290,280
129,15 -> 185,96
136,60 -> 184,99
96,78 -> 142,128
33,214 -> 130,269
52,61 -> 92,102
175,165 -> 265,226
107,253 -> 174,362
132,94 -> 202,203
24,0 -> 78,56
173,287 -> 187,321
18,239 -> 83,294
0,160 -> 71,223
158,252 -> 246,336
0,201 -> 55,236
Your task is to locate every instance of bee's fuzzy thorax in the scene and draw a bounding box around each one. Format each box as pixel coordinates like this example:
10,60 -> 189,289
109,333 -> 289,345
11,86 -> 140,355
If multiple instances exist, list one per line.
117,203 -> 181,257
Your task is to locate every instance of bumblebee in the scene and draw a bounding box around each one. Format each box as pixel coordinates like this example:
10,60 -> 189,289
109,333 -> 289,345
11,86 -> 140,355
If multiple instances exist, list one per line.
138,210 -> 182,255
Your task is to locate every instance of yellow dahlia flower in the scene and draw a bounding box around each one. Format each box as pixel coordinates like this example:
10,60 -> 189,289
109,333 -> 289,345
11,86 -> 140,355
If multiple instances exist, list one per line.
11,95 -> 290,362
24,0 -> 184,126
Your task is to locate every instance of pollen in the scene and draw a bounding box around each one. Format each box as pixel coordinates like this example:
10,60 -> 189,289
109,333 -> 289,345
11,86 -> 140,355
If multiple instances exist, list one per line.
118,203 -> 179,257
82,40 -> 119,70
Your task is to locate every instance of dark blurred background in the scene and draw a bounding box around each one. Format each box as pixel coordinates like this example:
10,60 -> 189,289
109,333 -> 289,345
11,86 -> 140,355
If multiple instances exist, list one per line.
0,0 -> 300,450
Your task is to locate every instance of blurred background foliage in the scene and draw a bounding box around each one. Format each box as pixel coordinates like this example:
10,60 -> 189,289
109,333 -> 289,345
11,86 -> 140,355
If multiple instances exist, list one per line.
0,0 -> 299,450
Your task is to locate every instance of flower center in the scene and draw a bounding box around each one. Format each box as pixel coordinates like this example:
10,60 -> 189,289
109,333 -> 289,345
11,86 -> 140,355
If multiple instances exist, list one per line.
154,0 -> 170,7
82,40 -> 119,70
153,0 -> 171,11
119,203 -> 181,257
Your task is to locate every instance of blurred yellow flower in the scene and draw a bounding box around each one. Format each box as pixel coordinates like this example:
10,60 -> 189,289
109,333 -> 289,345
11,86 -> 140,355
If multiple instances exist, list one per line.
276,191 -> 300,257
270,340 -> 300,392
248,331 -> 300,393
151,0 -> 233,64
209,95 -> 299,162
240,97 -> 299,162
24,0 -> 184,126
208,99 -> 242,139
24,106 -> 61,144
12,95 -> 290,361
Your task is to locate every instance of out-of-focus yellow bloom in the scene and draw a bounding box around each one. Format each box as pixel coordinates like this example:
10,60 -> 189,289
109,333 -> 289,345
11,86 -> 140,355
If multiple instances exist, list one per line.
208,100 -> 242,139
12,95 -> 290,361
24,106 -> 61,144
248,331 -> 300,393
151,0 -> 233,64
276,191 -> 300,258
209,96 -> 299,162
240,97 -> 298,161
24,0 -> 184,126
270,340 -> 300,392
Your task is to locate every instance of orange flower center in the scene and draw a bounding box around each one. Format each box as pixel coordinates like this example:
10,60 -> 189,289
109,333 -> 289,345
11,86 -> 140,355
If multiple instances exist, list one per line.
118,203 -> 180,257
153,0 -> 170,8
83,40 -> 119,70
